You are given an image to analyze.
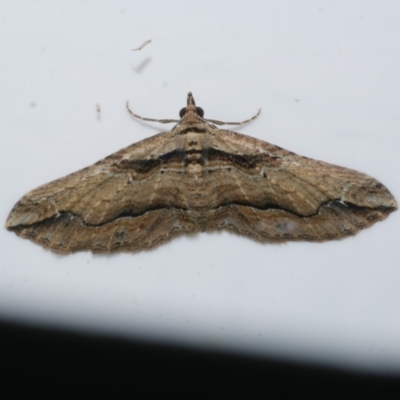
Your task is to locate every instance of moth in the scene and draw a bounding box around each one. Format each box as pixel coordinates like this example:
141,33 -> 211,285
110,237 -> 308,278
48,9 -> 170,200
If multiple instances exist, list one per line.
6,93 -> 397,254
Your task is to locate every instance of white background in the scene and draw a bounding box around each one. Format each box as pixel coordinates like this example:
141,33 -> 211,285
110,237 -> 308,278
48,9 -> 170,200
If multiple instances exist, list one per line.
1,1 -> 400,373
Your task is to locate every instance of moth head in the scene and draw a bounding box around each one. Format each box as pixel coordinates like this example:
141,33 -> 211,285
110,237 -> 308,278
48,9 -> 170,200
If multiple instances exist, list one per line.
179,92 -> 204,118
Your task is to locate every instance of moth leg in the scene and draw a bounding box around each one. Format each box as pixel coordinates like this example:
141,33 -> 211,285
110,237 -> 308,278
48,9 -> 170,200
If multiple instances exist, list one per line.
126,101 -> 180,124
205,108 -> 261,126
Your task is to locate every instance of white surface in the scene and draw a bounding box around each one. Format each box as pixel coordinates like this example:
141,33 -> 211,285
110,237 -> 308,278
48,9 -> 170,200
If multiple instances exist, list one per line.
1,1 -> 400,373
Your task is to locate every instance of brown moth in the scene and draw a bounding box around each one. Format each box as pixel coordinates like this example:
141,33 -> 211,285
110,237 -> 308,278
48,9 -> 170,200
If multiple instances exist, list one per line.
6,93 -> 397,254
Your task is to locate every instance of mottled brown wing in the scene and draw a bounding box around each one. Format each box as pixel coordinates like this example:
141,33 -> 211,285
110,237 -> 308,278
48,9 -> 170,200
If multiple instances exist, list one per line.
202,129 -> 397,242
6,125 -> 397,254
6,131 -> 200,253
